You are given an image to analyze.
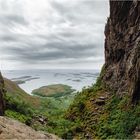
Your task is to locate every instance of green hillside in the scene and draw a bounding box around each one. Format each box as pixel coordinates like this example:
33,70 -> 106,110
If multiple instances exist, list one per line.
4,78 -> 41,108
3,78 -> 76,137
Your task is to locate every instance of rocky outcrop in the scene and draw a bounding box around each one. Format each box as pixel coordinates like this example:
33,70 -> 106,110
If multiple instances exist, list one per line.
0,72 -> 5,115
102,1 -> 140,102
0,116 -> 60,139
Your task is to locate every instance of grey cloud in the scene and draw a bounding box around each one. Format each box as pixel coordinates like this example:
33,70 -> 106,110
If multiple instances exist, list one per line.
0,0 -> 109,69
0,35 -> 17,42
0,14 -> 28,25
51,0 -> 108,25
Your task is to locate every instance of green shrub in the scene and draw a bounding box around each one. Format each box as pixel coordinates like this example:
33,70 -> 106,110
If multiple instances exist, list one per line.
4,94 -> 34,125
65,80 -> 140,139
5,109 -> 31,123
96,95 -> 140,139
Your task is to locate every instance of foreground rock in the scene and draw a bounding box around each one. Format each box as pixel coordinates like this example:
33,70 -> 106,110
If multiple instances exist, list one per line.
0,116 -> 60,139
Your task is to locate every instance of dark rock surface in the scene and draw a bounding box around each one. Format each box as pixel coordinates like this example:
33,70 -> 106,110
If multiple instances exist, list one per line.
102,1 -> 140,102
95,99 -> 105,106
0,72 -> 5,115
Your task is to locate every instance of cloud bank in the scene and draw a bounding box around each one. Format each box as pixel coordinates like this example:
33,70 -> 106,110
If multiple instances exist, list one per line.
0,0 -> 109,70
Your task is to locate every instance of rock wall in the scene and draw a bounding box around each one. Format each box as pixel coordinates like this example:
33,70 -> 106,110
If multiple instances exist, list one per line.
0,72 -> 5,115
102,1 -> 140,102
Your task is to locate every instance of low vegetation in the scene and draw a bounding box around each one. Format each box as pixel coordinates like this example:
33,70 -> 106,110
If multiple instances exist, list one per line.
64,73 -> 140,139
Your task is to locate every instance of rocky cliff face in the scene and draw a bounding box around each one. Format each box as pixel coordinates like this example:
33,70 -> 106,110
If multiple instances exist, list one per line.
0,72 -> 5,115
102,1 -> 140,101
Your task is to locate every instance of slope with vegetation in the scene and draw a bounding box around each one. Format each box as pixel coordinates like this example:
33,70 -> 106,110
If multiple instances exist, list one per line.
0,76 -> 60,139
65,68 -> 140,139
3,78 -> 76,137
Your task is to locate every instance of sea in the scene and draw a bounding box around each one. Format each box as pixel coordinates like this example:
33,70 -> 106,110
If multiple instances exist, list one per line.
2,69 -> 100,94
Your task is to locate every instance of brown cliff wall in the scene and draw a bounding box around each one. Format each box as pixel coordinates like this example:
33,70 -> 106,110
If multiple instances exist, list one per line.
0,72 -> 5,115
102,1 -> 140,101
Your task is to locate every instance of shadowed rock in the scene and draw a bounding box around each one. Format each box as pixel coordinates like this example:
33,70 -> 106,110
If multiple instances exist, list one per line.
102,1 -> 140,102
95,99 -> 105,106
0,72 -> 5,116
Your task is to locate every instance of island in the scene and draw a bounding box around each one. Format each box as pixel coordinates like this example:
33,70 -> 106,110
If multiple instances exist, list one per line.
32,84 -> 76,98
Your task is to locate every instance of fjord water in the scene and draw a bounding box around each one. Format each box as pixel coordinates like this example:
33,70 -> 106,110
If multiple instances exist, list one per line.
2,69 -> 99,94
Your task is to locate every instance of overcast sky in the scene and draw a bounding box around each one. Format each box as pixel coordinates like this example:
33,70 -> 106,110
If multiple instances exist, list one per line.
0,0 -> 109,70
